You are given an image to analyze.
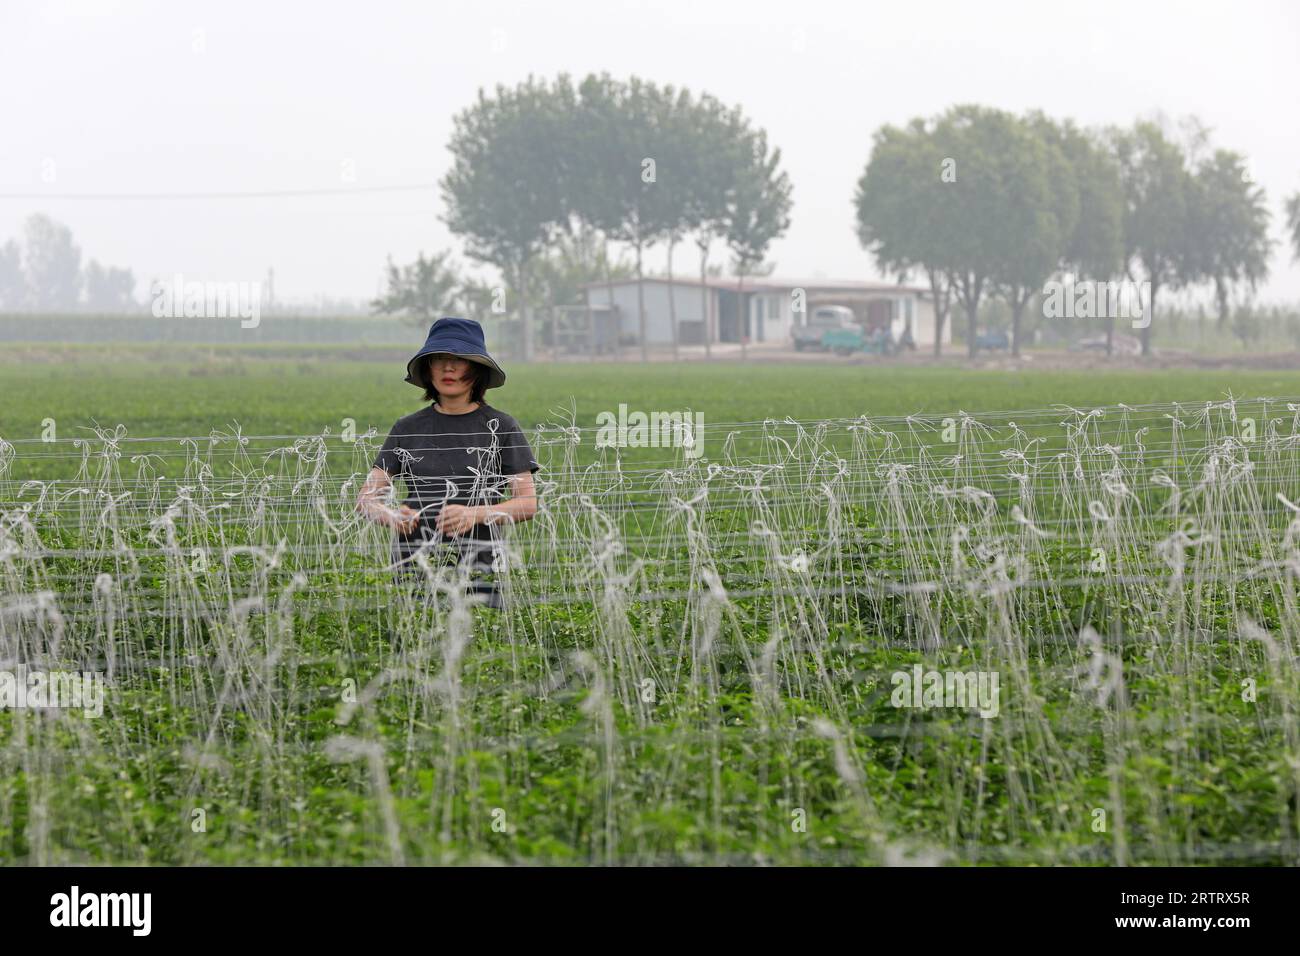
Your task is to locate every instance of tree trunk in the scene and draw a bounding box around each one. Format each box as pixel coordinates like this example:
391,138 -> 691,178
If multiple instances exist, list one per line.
585,298 -> 594,362
928,267 -> 946,359
737,273 -> 747,361
603,236 -> 616,361
518,258 -> 533,363
966,298 -> 978,359
1215,276 -> 1229,324
635,240 -> 647,363
1141,280 -> 1157,357
958,273 -> 984,359
1010,291 -> 1024,358
666,238 -> 679,362
699,242 -> 711,362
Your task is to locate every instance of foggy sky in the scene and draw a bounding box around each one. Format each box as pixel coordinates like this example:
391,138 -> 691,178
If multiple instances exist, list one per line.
3,0 -> 1298,305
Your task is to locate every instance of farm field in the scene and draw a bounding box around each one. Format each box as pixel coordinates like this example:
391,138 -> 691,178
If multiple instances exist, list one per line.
6,349 -> 1300,449
3,352 -> 1300,865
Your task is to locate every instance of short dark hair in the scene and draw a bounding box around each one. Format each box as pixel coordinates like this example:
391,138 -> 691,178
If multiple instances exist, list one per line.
423,357 -> 489,404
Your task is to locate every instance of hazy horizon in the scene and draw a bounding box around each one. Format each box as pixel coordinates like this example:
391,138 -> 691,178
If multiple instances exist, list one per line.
3,0 -> 1298,307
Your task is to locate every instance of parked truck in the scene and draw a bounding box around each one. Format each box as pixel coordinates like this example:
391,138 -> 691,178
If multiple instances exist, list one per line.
791,305 -> 857,351
821,324 -> 896,356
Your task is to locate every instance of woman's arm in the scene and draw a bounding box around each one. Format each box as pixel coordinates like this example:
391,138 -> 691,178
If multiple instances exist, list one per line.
355,466 -> 420,533
435,471 -> 538,536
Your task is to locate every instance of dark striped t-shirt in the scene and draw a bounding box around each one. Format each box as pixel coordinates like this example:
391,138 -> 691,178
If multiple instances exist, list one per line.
373,403 -> 538,555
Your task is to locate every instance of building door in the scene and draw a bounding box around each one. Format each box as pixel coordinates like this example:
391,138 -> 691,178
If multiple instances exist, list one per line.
717,290 -> 740,342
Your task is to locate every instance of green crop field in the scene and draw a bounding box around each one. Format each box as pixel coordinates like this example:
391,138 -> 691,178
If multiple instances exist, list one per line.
5,350 -> 1300,445
3,351 -> 1300,865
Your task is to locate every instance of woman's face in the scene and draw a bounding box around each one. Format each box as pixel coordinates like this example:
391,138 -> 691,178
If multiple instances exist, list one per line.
428,353 -> 474,402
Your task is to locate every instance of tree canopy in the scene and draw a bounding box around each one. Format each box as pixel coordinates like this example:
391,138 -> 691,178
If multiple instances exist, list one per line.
855,108 -> 1273,357
437,73 -> 791,359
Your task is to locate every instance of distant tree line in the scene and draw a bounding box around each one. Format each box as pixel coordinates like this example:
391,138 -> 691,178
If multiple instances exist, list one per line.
855,105 -> 1284,357
1289,192 -> 1300,270
0,213 -> 138,313
381,82 -> 1300,362
373,231 -> 637,342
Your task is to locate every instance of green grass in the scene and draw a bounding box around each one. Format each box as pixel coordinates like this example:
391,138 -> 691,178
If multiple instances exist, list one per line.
5,353 -> 1300,442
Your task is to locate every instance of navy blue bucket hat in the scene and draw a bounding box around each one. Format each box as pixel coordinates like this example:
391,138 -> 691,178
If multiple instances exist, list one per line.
404,317 -> 506,391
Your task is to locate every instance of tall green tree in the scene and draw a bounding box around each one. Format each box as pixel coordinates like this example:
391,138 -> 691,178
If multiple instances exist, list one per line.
1288,191 -> 1300,262
618,77 -> 672,362
723,124 -> 792,360
994,113 -> 1078,357
457,275 -> 508,331
584,76 -> 700,362
1111,121 -> 1197,356
687,95 -> 746,360
529,225 -> 633,311
572,73 -> 636,358
855,117 -> 953,357
1186,149 -> 1271,323
23,213 -> 82,312
441,75 -> 574,361
83,260 -> 137,312
0,239 -> 23,311
646,84 -> 701,362
935,105 -> 1041,358
1055,122 -> 1126,354
1057,124 -> 1126,283
444,72 -> 789,363
370,250 -> 464,324
529,224 -> 634,352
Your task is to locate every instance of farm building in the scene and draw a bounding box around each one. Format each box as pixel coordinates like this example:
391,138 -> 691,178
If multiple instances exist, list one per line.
578,276 -> 948,349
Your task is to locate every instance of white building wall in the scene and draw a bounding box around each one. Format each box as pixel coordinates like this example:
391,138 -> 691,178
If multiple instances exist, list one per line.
890,297 -> 907,340
675,283 -> 714,340
747,289 -> 802,341
913,297 -> 951,346
762,292 -> 787,341
583,282 -> 947,348
586,281 -> 712,345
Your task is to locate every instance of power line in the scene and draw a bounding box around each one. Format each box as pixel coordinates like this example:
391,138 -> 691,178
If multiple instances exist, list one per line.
0,183 -> 442,201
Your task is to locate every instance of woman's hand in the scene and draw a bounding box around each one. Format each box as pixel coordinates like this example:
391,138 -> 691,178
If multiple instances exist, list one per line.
356,467 -> 421,533
389,504 -> 421,534
435,504 -> 482,536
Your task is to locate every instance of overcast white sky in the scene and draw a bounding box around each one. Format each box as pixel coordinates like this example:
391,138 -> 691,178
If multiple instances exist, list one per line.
2,0 -> 1298,305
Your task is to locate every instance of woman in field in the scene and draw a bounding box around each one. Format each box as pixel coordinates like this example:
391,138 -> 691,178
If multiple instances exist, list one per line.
355,317 -> 539,609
